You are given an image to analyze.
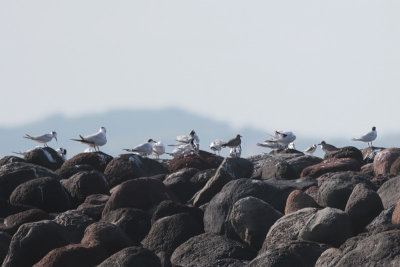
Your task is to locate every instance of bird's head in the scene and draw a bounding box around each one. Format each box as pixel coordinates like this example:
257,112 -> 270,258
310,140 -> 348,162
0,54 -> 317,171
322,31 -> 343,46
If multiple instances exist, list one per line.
237,134 -> 242,138
148,139 -> 155,143
372,126 -> 376,131
319,141 -> 326,145
189,130 -> 196,136
51,131 -> 58,141
100,127 -> 106,133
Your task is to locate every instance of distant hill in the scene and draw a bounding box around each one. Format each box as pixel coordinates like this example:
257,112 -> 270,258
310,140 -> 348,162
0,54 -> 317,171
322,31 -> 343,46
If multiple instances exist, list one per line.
0,108 -> 396,159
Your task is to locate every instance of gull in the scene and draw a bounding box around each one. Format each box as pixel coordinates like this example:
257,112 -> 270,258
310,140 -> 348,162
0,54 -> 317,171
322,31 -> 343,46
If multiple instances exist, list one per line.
152,141 -> 165,159
123,139 -> 156,157
167,141 -> 196,157
319,141 -> 339,153
222,134 -> 242,149
351,126 -> 377,147
24,131 -> 57,147
169,130 -> 200,152
256,142 -> 285,150
229,146 -> 241,158
265,131 -> 296,148
56,148 -> 67,161
210,139 -> 225,155
304,144 -> 317,155
71,127 -> 107,152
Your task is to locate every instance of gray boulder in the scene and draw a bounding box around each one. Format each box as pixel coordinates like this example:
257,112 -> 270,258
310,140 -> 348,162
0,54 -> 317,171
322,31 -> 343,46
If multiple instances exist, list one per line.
366,204 -> 396,232
98,246 -> 161,267
377,176 -> 400,208
24,147 -> 64,171
53,210 -> 94,243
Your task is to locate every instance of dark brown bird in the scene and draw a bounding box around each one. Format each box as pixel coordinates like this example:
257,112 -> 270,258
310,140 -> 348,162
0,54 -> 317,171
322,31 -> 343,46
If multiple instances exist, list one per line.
222,134 -> 242,149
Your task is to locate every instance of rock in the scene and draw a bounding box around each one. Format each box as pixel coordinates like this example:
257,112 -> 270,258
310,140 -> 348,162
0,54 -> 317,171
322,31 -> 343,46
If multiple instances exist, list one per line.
101,208 -> 150,243
390,157 -> 400,175
204,179 -> 297,240
168,150 -> 224,172
102,177 -> 176,216
301,158 -> 361,178
315,229 -> 400,266
55,164 -> 96,179
0,199 -> 32,218
345,183 -> 384,233
61,152 -> 113,172
324,146 -> 363,163
60,170 -> 109,207
2,220 -> 69,267
370,174 -> 392,189
317,171 -> 373,210
0,162 -> 59,200
142,213 -> 203,266
81,222 -> 132,254
53,210 -> 94,243
190,168 -> 216,189
377,176 -> 400,208
163,168 -> 200,203
361,146 -> 385,163
77,194 -> 109,220
260,208 -> 319,252
299,207 -> 353,247
191,157 -> 254,207
366,204 -> 396,232
9,176 -> 71,213
104,154 -> 168,188
373,148 -> 400,175
360,163 -> 374,176
23,147 -> 64,171
151,200 -> 203,227
392,200 -> 400,225
98,246 -> 161,267
229,196 -> 283,250
260,157 -> 296,180
247,153 -> 304,177
170,232 -> 256,267
286,155 -> 324,178
285,190 -> 320,214
0,208 -> 52,235
0,156 -> 25,166
200,258 -> 249,267
0,232 -> 12,264
248,241 -> 330,267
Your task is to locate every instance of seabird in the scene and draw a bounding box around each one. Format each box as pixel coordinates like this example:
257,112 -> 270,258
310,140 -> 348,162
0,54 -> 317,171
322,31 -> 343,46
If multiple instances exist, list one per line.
304,144 -> 317,155
265,131 -> 296,148
209,139 -> 225,155
167,140 -> 196,157
351,126 -> 377,147
319,141 -> 339,153
56,147 -> 67,160
71,127 -> 107,152
229,146 -> 241,158
288,142 -> 296,150
170,130 -> 200,152
222,134 -> 242,149
124,139 -> 156,157
24,131 -> 57,147
256,142 -> 285,150
152,141 -> 165,159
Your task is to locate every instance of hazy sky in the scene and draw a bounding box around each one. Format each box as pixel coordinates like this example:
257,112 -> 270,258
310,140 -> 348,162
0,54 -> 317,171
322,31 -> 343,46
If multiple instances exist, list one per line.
1,1 -> 399,138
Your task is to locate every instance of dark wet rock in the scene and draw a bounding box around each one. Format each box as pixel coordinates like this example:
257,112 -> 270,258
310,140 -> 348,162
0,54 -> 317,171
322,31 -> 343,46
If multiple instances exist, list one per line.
98,246 -> 161,267
373,148 -> 400,175
324,146 -> 363,163
345,183 -> 383,233
142,213 -> 203,266
77,194 -> 109,220
24,147 -> 64,171
301,158 -> 361,178
0,156 -> 25,166
190,168 -> 217,188
200,258 -> 249,267
104,154 -> 168,188
248,241 -> 330,267
191,158 -> 254,207
0,231 -> 11,264
170,232 -> 256,267
247,153 -> 304,178
299,207 -> 353,247
370,174 -> 392,189
163,168 -> 200,203
317,172 -> 373,210
0,208 -> 52,235
151,200 -> 203,227
55,164 -> 95,180
259,157 -> 296,180
101,208 -> 150,243
168,150 -> 224,173
285,189 -> 320,214
61,152 -> 113,172
53,210 -> 94,243
0,162 -> 59,200
229,196 -> 283,250
360,163 -> 374,176
2,220 -> 69,267
366,204 -> 395,232
286,155 -> 324,178
260,208 -> 319,252
9,176 -> 71,213
377,176 -> 400,208
102,177 -> 176,216
60,170 -> 109,207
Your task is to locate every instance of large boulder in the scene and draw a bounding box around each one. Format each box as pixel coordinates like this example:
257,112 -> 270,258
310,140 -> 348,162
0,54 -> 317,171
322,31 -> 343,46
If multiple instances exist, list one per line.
9,176 -> 71,213
101,208 -> 151,243
373,148 -> 400,175
361,146 -> 385,163
0,232 -> 12,264
378,176 -> 400,208
229,196 -> 283,250
77,194 -> 109,220
323,146 -> 363,163
163,168 -> 200,203
259,157 -> 296,180
298,207 -> 353,247
0,208 -> 52,235
102,177 -> 176,216
285,189 -> 320,214
168,150 -> 224,172
170,232 -> 256,267
301,158 -> 361,178
286,155 -> 324,178
142,213 -> 203,266
60,170 -> 109,207
53,210 -> 94,243
23,147 -> 64,171
317,172 -> 373,210
366,204 -> 396,232
0,156 -> 25,166
190,168 -> 217,189
98,246 -> 161,267
0,162 -> 59,200
191,157 -> 254,207
2,220 -> 69,267
392,200 -> 400,225
345,183 -> 384,233
104,154 -> 168,188
248,153 -> 304,177
55,164 -> 96,179
61,152 -> 113,172
151,200 -> 203,227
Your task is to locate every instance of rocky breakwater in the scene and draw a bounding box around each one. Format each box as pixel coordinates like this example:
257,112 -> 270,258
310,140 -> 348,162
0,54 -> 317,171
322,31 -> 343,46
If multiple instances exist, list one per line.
0,146 -> 400,266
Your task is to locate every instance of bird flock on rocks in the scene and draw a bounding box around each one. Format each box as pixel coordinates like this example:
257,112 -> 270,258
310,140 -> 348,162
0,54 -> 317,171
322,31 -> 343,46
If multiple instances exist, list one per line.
19,126 -> 378,159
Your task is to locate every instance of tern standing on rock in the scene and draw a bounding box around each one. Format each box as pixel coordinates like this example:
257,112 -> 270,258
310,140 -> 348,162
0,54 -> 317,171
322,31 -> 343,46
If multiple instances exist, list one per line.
71,127 -> 107,152
170,130 -> 200,152
264,131 -> 296,148
152,141 -> 165,158
24,131 -> 57,147
351,126 -> 377,147
319,141 -> 338,153
124,139 -> 156,157
210,139 -> 225,155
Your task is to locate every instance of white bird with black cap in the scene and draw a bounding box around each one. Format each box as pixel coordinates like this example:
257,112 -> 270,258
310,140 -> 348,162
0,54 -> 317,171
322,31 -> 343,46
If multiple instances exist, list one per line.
24,131 -> 57,147
71,127 -> 107,152
351,126 -> 377,147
